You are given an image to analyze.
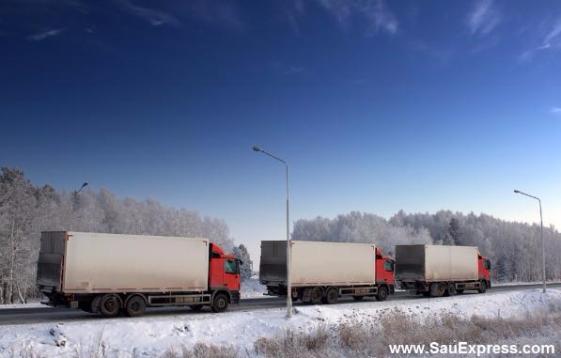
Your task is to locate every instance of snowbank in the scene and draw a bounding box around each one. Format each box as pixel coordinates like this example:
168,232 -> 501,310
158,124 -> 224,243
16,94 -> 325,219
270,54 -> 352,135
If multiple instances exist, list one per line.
1,288 -> 560,357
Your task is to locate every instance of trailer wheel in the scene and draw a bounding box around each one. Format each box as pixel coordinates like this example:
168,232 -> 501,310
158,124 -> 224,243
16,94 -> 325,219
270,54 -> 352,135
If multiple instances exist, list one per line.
100,294 -> 121,317
446,284 -> 457,296
311,287 -> 323,304
478,280 -> 487,294
430,283 -> 444,297
211,293 -> 229,313
376,286 -> 388,301
324,288 -> 338,304
91,295 -> 102,313
125,295 -> 146,317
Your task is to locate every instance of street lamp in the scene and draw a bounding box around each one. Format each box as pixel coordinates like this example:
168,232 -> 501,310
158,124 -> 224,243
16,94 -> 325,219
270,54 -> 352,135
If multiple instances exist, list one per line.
72,182 -> 88,230
514,189 -> 546,293
252,145 -> 293,318
77,182 -> 88,193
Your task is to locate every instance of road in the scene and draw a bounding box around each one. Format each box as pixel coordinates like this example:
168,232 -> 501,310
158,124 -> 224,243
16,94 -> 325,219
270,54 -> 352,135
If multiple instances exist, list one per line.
0,283 -> 558,326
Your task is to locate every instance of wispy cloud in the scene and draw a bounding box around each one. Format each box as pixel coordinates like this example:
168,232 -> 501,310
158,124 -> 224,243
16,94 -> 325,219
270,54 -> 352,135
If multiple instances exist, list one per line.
466,0 -> 501,36
299,0 -> 398,36
27,28 -> 64,41
542,18 -> 561,49
550,107 -> 561,115
117,0 -> 180,27
518,17 -> 561,63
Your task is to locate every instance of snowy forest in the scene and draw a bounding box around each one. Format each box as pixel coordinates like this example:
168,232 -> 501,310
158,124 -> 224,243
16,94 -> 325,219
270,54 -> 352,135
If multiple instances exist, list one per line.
0,167 -> 252,304
293,211 -> 561,283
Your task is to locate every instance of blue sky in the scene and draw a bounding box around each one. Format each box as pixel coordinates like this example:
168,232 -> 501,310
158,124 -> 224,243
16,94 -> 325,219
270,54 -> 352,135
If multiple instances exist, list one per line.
1,0 -> 560,260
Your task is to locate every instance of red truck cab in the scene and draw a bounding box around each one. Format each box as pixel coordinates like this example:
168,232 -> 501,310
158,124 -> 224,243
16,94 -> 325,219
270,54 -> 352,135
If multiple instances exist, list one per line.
209,243 -> 241,305
478,253 -> 492,291
374,248 -> 395,298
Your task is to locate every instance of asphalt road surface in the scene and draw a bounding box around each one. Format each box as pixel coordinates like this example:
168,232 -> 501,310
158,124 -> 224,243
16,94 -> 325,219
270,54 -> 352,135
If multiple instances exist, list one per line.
0,283 -> 559,326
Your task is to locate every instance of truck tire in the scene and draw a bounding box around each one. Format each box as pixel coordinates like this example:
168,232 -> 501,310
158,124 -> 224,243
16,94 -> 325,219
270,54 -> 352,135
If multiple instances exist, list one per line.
478,280 -> 487,294
430,283 -> 444,297
100,294 -> 121,318
324,287 -> 338,304
91,295 -> 102,313
376,286 -> 388,301
311,287 -> 323,304
125,295 -> 146,317
446,284 -> 457,296
211,293 -> 229,313
301,288 -> 312,304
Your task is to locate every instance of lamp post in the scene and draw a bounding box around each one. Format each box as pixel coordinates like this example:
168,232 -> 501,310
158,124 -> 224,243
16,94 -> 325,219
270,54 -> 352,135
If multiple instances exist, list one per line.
77,182 -> 88,193
252,145 -> 292,318
514,189 -> 546,293
71,182 -> 88,230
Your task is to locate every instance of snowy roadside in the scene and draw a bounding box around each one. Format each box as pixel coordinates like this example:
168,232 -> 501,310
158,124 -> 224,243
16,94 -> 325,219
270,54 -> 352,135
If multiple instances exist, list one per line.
0,288 -> 560,357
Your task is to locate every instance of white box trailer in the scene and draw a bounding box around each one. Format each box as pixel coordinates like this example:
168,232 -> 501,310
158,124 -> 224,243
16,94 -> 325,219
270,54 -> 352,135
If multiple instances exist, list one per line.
37,231 -> 241,317
260,240 -> 394,303
395,245 -> 490,297
62,232 -> 209,293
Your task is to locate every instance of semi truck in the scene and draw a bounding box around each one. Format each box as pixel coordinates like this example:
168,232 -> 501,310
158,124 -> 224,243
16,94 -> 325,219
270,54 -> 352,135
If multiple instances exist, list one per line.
395,244 -> 491,297
259,240 -> 395,303
36,231 -> 241,317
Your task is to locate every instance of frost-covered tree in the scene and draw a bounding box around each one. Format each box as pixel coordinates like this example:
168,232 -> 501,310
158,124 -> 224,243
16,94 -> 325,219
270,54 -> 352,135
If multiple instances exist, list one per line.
233,244 -> 253,281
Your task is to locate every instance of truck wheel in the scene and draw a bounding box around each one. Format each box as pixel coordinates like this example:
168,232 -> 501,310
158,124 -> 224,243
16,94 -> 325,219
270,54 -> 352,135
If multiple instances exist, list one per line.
478,280 -> 487,294
100,294 -> 121,317
211,293 -> 229,313
446,284 -> 457,296
311,287 -> 323,304
376,286 -> 388,301
324,288 -> 338,304
430,283 -> 444,297
301,288 -> 312,304
125,295 -> 146,317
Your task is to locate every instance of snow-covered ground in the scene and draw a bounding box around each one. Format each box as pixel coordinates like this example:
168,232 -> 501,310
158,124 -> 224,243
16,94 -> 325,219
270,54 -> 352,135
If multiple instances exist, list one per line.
0,288 -> 560,357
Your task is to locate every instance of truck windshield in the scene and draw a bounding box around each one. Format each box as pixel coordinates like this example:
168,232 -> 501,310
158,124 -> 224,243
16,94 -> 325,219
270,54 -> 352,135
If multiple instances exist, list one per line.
384,260 -> 394,272
224,259 -> 239,274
